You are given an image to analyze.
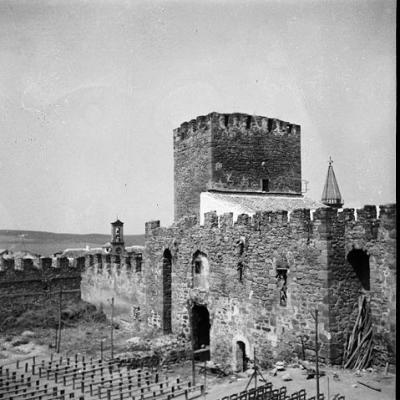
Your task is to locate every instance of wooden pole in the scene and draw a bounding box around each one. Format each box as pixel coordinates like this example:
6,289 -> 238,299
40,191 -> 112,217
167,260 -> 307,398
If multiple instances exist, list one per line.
254,347 -> 257,390
204,359 -> 206,392
54,326 -> 58,351
315,309 -> 320,399
190,305 -> 196,385
56,288 -> 62,353
101,340 -> 103,361
110,297 -> 114,359
327,376 -> 330,400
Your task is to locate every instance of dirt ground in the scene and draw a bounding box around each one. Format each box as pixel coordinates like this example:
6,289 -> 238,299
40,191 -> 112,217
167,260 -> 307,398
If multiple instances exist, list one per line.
0,324 -> 395,400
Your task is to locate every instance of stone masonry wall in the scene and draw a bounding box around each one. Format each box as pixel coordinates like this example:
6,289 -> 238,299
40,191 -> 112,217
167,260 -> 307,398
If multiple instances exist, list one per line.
145,210 -> 333,370
341,204 -> 396,366
80,253 -> 146,328
0,256 -> 83,322
211,113 -> 301,194
173,116 -> 212,222
173,113 -> 301,221
143,204 -> 396,370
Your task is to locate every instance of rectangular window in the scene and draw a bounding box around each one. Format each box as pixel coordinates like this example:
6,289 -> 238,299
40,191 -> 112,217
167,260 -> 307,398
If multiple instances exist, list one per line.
262,179 -> 269,192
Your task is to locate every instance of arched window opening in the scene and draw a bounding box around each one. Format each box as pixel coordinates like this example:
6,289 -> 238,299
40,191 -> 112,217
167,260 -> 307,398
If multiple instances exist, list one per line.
191,251 -> 209,290
347,248 -> 370,290
163,249 -> 172,333
192,250 -> 207,274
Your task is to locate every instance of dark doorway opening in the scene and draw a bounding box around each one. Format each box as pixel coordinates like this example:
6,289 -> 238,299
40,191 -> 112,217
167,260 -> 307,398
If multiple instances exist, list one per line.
261,179 -> 269,192
163,249 -> 172,333
347,248 -> 370,290
236,341 -> 247,372
192,304 -> 210,361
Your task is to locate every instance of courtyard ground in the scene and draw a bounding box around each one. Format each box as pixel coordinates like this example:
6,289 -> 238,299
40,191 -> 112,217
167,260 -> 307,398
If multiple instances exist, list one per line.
0,323 -> 395,400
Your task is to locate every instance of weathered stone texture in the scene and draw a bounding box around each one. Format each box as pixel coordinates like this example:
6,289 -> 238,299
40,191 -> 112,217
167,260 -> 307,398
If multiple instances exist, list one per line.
173,113 -> 301,221
143,204 -> 396,369
340,204 -> 397,366
211,113 -> 301,194
0,256 -> 82,320
81,253 -> 146,327
174,117 -> 212,222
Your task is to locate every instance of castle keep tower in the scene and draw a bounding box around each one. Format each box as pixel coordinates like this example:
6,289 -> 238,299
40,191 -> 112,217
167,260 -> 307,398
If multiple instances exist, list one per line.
110,219 -> 125,255
173,112 -> 302,221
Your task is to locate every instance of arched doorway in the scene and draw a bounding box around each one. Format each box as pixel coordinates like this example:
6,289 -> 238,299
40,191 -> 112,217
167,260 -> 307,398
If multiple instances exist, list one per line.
192,304 -> 210,361
347,248 -> 370,290
163,249 -> 172,333
235,341 -> 247,372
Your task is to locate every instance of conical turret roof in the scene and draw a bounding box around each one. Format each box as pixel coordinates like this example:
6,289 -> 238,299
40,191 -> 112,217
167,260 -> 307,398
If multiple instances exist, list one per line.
321,158 -> 343,208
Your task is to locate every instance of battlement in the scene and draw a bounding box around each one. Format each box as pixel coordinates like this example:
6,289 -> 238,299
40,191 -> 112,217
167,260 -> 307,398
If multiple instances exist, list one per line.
83,252 -> 143,275
0,256 -> 83,279
146,203 -> 397,236
173,112 -> 300,142
0,250 -> 145,282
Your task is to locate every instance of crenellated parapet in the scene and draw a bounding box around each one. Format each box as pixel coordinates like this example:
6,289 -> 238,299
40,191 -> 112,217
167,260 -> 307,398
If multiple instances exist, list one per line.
146,204 -> 396,241
80,252 -> 143,276
337,203 -> 396,241
0,255 -> 83,281
0,255 -> 83,318
173,112 -> 300,142
173,114 -> 211,142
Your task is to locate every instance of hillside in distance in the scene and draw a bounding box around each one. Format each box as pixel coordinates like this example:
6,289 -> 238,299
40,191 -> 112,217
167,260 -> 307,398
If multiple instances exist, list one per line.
0,230 -> 145,257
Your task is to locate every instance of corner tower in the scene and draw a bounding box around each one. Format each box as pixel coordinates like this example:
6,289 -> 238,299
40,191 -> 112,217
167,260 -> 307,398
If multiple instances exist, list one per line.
173,112 -> 302,221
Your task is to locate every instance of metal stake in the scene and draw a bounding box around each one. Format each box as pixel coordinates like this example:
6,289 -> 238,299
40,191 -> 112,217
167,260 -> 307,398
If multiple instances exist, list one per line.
190,305 -> 196,386
204,359 -> 207,392
315,309 -> 320,399
110,297 -> 114,359
57,288 -> 62,353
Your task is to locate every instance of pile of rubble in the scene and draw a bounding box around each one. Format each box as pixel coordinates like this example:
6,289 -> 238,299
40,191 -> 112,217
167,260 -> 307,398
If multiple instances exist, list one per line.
116,334 -> 191,368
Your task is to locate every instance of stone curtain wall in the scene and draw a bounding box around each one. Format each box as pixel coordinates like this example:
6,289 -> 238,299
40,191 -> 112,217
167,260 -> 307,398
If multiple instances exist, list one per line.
145,210 -> 332,370
341,205 -> 396,365
173,113 -> 301,221
81,253 -> 146,328
144,204 -> 396,369
0,256 -> 83,321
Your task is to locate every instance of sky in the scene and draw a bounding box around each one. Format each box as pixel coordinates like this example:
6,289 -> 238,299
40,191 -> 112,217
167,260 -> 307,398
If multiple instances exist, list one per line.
0,0 -> 396,234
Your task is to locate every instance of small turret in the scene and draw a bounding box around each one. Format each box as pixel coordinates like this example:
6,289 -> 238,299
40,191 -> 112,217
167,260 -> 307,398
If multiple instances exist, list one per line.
321,157 -> 343,208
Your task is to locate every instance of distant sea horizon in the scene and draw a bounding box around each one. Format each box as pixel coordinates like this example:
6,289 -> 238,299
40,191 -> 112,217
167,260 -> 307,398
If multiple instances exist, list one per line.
0,229 -> 145,257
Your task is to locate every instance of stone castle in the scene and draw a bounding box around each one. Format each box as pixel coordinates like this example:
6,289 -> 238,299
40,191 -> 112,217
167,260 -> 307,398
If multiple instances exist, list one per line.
0,112 -> 396,371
